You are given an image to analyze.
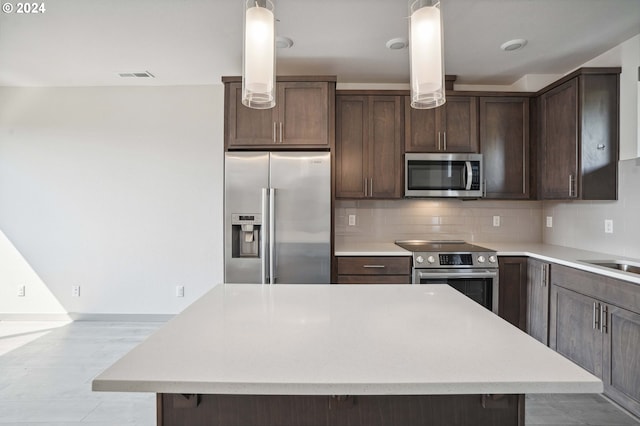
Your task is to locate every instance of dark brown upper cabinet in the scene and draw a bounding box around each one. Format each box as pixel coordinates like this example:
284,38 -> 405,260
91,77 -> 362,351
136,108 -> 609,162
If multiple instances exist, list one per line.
480,96 -> 531,199
537,68 -> 620,200
405,95 -> 479,153
335,94 -> 403,199
223,77 -> 336,150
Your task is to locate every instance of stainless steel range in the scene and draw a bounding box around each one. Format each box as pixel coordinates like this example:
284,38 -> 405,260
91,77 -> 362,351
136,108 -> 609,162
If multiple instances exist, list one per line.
395,240 -> 499,313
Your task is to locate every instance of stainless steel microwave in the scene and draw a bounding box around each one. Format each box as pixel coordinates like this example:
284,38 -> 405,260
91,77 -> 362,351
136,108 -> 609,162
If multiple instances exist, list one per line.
405,153 -> 483,198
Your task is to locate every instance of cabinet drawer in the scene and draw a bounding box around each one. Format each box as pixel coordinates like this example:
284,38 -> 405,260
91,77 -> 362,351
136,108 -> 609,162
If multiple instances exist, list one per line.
337,257 -> 411,275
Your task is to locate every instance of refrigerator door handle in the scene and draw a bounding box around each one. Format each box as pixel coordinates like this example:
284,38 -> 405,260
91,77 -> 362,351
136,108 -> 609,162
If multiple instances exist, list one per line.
261,188 -> 269,284
269,188 -> 276,284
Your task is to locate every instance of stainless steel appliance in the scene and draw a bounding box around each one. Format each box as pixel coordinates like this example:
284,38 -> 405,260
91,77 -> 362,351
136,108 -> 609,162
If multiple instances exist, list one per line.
395,240 -> 499,313
405,153 -> 483,198
225,152 -> 331,284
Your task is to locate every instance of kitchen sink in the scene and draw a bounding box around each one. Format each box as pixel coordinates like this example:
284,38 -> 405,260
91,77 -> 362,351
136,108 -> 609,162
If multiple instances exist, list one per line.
582,260 -> 640,275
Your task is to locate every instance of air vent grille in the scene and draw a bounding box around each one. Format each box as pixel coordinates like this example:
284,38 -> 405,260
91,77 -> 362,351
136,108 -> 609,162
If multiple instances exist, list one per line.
118,71 -> 155,78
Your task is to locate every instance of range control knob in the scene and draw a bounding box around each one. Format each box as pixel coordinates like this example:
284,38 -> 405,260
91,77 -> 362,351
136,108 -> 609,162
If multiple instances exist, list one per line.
477,255 -> 486,263
427,255 -> 436,264
415,255 -> 424,264
489,255 -> 497,263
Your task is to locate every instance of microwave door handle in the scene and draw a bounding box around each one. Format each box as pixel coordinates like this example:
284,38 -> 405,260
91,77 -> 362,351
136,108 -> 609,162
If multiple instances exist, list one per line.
465,161 -> 473,190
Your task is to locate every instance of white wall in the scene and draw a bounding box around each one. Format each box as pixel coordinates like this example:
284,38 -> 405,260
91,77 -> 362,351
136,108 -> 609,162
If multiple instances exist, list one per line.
0,85 -> 225,317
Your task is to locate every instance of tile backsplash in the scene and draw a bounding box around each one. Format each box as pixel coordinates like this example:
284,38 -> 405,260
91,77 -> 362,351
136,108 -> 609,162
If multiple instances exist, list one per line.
335,199 -> 543,245
543,158 -> 640,259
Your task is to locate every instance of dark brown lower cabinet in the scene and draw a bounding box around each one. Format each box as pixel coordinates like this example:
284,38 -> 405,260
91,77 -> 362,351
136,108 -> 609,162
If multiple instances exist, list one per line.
498,257 -> 527,330
604,304 -> 640,416
158,393 -> 524,426
550,285 -> 604,377
549,264 -> 640,417
335,256 -> 412,284
526,258 -> 550,345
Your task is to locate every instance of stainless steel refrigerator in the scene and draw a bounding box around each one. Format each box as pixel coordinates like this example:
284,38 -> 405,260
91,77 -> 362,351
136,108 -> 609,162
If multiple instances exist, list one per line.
224,151 -> 331,284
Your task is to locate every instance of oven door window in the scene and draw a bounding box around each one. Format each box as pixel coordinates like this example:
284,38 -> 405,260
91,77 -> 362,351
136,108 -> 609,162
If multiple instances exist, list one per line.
407,160 -> 467,190
419,277 -> 493,310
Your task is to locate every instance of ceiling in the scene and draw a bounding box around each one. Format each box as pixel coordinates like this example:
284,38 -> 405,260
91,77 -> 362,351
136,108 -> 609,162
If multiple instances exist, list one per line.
0,0 -> 639,87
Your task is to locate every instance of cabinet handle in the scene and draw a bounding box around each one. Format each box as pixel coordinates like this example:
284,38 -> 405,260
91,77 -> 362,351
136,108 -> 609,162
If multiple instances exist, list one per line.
601,304 -> 608,334
370,178 -> 373,197
438,132 -> 442,151
279,122 -> 283,143
568,174 -> 574,197
364,178 -> 367,197
593,302 -> 600,330
541,264 -> 546,287
363,265 -> 386,268
273,122 -> 277,143
443,132 -> 447,151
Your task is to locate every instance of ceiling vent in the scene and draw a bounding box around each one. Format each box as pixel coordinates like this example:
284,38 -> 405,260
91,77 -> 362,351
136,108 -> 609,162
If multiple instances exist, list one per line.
118,71 -> 155,78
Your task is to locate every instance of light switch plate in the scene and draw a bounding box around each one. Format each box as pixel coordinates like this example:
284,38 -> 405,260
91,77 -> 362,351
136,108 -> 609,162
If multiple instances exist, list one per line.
546,216 -> 553,228
492,216 -> 500,227
348,214 -> 356,226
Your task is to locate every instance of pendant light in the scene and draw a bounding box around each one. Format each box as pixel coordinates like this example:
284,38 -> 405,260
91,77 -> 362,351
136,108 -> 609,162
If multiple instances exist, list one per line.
409,0 -> 445,109
242,0 -> 276,109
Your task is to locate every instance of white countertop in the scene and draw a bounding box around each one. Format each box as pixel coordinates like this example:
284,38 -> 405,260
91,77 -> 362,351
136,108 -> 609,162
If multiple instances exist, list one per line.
334,241 -> 411,256
335,241 -> 640,285
93,283 -> 601,396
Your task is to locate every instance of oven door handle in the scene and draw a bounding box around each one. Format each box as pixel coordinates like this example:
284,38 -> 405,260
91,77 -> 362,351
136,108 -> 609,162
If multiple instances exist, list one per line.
417,270 -> 497,280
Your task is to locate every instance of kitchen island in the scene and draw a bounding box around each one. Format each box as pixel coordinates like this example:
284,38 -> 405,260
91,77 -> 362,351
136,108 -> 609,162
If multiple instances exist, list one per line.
93,284 -> 601,426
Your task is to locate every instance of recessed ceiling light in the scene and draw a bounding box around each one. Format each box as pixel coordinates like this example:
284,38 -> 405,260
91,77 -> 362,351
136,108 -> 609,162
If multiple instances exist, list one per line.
386,37 -> 408,50
500,39 -> 527,52
276,36 -> 293,49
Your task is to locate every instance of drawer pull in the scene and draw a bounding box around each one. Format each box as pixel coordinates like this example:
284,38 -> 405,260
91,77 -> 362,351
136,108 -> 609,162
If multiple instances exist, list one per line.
363,265 -> 386,268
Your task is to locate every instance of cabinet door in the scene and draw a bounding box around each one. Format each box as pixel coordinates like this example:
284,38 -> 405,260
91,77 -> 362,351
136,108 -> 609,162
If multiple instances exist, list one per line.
404,97 -> 439,152
603,304 -> 640,416
226,82 -> 278,147
370,96 -> 403,198
336,96 -> 368,198
498,257 -> 527,330
527,258 -> 549,345
405,96 -> 478,153
480,97 -> 530,199
278,82 -> 330,147
442,96 -> 479,153
550,285 -> 603,378
540,78 -> 579,199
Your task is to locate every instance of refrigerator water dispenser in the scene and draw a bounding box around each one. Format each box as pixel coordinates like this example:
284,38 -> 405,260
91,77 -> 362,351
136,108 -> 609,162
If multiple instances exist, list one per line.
231,214 -> 261,258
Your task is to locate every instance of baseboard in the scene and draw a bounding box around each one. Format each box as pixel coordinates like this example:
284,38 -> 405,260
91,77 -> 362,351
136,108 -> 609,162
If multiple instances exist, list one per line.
67,313 -> 174,322
0,313 -> 72,321
0,313 -> 173,322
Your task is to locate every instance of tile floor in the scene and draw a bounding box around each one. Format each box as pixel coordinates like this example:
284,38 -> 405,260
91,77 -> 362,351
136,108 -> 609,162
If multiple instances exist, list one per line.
0,320 -> 639,426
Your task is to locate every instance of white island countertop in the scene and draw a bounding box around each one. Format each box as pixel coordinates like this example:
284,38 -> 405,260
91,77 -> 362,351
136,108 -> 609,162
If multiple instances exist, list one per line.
93,283 -> 602,396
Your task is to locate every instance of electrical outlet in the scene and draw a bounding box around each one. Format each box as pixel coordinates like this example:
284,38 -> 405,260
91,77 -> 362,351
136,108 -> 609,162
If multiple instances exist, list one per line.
492,216 -> 500,227
176,285 -> 184,298
72,285 -> 80,297
17,285 -> 25,297
348,214 -> 356,226
604,219 -> 613,234
546,216 -> 553,228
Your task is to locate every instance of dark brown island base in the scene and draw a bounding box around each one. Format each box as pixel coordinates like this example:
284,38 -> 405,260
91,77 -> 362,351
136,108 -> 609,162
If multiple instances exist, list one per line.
158,393 -> 523,426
